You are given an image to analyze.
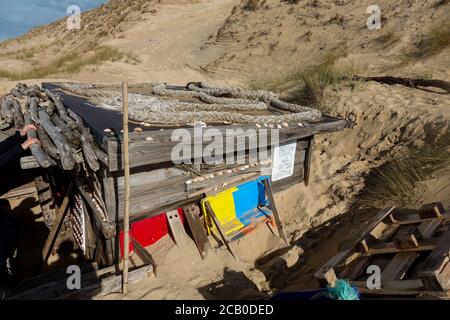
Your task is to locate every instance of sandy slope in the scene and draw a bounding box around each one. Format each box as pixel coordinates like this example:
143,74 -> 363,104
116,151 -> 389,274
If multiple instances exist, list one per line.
0,0 -> 449,299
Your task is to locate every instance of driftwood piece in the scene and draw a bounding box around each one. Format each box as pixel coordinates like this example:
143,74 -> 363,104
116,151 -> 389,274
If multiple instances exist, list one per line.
38,109 -> 76,170
45,89 -> 77,129
1,97 -> 14,124
23,112 -> 55,168
20,156 -> 40,170
28,97 -> 40,124
51,113 -> 81,147
68,109 -> 99,171
36,125 -> 59,160
10,88 -> 22,98
11,98 -> 24,128
45,101 -> 55,116
352,75 -> 450,93
94,146 -> 108,165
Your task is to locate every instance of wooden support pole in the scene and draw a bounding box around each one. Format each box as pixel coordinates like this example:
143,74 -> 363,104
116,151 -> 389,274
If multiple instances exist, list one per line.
263,179 -> 288,244
122,82 -> 130,295
304,135 -> 314,186
41,182 -> 74,267
205,202 -> 239,262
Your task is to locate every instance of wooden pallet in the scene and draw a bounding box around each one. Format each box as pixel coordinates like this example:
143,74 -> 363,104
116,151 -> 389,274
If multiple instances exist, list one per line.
315,203 -> 450,299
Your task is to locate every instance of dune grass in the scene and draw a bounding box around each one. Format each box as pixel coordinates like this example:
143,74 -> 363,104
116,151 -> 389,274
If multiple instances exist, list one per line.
243,0 -> 260,11
0,46 -> 140,80
398,18 -> 450,65
358,135 -> 450,208
374,28 -> 400,48
251,45 -> 353,110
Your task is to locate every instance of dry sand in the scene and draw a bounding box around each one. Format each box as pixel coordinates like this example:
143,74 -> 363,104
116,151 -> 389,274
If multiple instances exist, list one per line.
0,0 -> 449,299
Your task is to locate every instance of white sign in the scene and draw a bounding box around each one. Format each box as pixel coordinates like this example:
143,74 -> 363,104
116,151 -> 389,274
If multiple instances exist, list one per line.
271,142 -> 297,182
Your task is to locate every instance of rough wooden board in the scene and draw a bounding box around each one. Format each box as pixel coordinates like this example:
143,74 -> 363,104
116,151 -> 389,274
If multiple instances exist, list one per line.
183,204 -> 212,259
263,179 -> 288,244
166,209 -> 191,248
204,202 -> 239,261
315,207 -> 395,286
367,238 -> 438,255
417,202 -> 444,219
131,237 -> 157,275
382,219 -> 442,284
339,256 -> 370,281
381,252 -> 419,282
41,183 -> 74,264
0,181 -> 36,199
394,225 -> 420,249
419,230 -> 450,291
304,135 -> 314,186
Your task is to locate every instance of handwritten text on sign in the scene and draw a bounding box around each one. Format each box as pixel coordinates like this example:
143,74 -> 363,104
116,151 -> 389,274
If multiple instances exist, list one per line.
271,142 -> 297,182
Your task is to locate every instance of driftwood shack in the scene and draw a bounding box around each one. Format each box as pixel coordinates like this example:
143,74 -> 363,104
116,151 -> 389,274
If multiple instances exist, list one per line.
1,81 -> 349,297
40,81 -> 349,264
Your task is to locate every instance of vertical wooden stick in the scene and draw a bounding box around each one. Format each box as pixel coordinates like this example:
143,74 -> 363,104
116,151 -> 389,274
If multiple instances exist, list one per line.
122,82 -> 130,294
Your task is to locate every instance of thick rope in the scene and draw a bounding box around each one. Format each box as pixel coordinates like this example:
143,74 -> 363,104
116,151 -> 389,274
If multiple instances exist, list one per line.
58,81 -> 322,125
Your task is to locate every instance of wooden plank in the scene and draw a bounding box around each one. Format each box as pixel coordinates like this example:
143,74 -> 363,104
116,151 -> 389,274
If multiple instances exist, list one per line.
417,219 -> 442,239
314,250 -> 349,287
419,230 -> 450,291
339,256 -> 370,281
166,209 -> 191,248
393,225 -> 420,249
20,156 -> 41,170
0,183 -> 36,199
183,204 -> 212,259
315,207 -> 395,286
35,175 -> 56,228
131,237 -> 156,275
41,183 -> 74,265
382,218 -> 442,284
304,135 -> 314,186
417,202 -> 444,219
205,202 -> 239,261
367,238 -> 438,255
381,252 -> 419,282
263,179 -> 288,244
351,279 -> 426,294
101,167 -> 117,223
389,203 -> 449,225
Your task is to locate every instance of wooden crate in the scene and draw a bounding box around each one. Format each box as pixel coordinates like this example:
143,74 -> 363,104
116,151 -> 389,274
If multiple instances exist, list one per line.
315,203 -> 450,299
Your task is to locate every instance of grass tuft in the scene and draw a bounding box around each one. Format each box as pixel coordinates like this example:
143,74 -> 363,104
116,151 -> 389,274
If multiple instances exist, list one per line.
0,46 -> 140,80
358,136 -> 450,208
243,0 -> 260,11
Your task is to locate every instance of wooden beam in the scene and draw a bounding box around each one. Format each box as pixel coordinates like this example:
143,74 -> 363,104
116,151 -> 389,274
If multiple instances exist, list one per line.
419,230 -> 450,291
263,179 -> 288,244
41,182 -> 74,265
205,202 -> 239,261
304,135 -> 314,186
122,82 -> 130,295
183,204 -> 212,259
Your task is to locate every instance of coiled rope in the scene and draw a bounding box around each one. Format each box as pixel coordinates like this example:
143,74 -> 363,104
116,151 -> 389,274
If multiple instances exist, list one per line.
58,82 -> 322,125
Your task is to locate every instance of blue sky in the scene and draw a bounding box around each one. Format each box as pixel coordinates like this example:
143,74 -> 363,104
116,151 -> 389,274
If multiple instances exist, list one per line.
0,0 -> 108,41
